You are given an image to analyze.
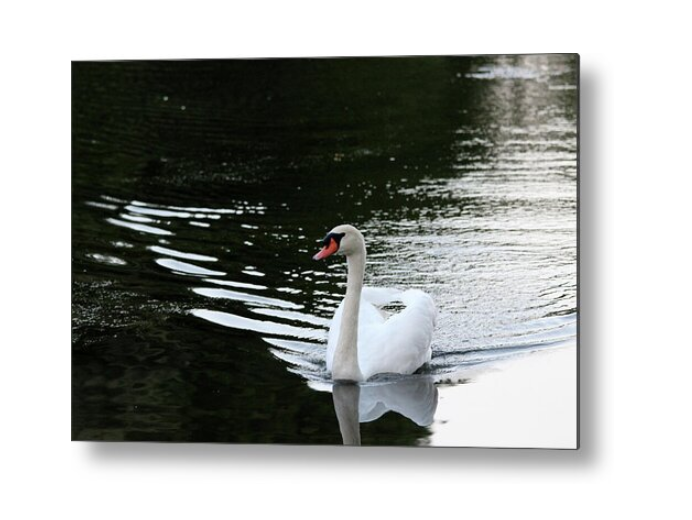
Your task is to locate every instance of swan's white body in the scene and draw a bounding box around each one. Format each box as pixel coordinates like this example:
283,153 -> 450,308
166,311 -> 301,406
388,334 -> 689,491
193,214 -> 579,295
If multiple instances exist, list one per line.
314,225 -> 436,382
326,287 -> 436,380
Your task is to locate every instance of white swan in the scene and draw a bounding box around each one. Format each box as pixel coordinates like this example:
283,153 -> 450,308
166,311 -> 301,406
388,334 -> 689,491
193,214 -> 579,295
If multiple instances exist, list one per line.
313,224 -> 436,382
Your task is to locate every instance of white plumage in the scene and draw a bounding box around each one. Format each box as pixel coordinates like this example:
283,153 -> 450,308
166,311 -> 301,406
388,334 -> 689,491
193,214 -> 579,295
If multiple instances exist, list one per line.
313,224 -> 436,382
326,287 -> 437,380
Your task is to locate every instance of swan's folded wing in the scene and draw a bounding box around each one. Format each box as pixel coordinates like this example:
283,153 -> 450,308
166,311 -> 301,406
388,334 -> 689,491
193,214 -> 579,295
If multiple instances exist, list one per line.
388,290 -> 437,364
361,286 -> 403,306
399,289 -> 438,330
360,289 -> 437,378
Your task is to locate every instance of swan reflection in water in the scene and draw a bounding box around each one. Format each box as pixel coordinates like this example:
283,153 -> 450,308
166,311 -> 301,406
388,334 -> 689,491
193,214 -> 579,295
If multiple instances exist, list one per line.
269,337 -> 442,445
313,376 -> 439,445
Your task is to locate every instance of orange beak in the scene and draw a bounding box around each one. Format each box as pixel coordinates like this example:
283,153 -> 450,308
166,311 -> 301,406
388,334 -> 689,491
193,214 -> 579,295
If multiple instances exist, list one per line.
313,238 -> 339,260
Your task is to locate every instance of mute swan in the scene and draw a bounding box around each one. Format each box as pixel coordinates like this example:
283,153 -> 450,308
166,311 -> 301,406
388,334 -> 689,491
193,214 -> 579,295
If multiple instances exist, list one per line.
313,224 -> 436,382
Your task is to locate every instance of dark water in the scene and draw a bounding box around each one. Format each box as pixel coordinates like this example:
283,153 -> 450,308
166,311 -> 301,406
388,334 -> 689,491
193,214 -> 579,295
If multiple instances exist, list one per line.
72,55 -> 578,445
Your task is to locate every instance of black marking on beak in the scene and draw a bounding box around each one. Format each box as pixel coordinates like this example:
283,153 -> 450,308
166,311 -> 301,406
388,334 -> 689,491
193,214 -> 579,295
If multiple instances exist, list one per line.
321,232 -> 345,248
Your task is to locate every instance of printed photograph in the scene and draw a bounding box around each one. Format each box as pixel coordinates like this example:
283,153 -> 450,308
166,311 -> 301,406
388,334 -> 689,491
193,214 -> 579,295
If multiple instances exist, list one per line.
72,54 -> 578,447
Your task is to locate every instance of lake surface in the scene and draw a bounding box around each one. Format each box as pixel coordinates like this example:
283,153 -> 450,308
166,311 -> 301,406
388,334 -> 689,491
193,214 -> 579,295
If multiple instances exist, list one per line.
72,54 -> 578,446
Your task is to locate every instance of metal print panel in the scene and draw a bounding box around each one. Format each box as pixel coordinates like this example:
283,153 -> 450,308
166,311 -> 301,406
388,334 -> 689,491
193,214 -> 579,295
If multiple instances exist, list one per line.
72,54 -> 578,448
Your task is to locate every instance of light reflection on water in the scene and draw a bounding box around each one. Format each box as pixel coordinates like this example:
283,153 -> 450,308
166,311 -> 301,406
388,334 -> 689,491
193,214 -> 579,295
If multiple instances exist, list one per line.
72,54 -> 577,445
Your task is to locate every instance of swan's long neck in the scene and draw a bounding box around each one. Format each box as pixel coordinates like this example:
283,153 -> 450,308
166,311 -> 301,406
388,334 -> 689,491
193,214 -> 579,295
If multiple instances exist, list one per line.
332,247 -> 365,382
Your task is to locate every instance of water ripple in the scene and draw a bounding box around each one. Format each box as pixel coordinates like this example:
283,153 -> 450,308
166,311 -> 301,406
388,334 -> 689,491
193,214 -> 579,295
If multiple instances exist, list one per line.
106,217 -> 173,236
191,309 -> 326,341
156,258 -> 225,277
148,245 -> 217,262
192,287 -> 303,310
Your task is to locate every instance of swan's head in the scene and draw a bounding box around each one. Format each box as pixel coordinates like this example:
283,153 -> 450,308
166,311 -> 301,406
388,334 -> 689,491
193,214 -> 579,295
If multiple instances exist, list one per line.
313,224 -> 365,260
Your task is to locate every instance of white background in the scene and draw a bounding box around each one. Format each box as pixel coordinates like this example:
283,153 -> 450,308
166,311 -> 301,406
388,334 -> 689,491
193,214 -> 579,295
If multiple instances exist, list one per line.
2,1 -> 691,518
